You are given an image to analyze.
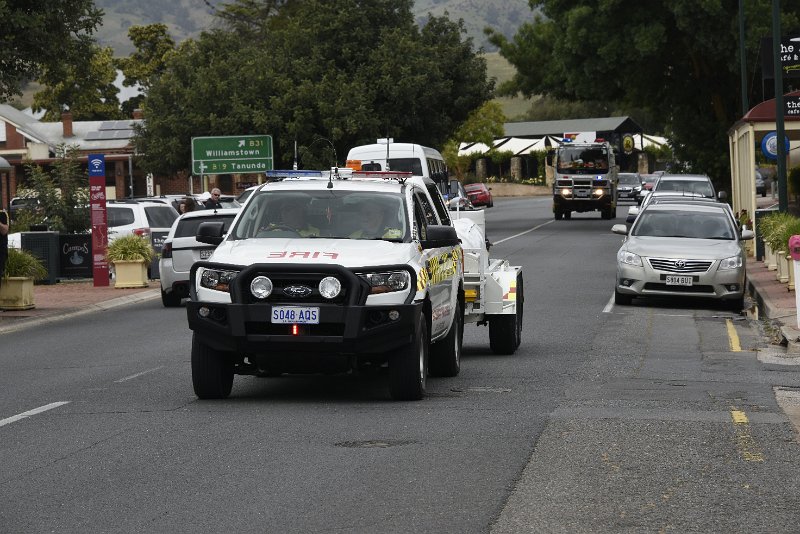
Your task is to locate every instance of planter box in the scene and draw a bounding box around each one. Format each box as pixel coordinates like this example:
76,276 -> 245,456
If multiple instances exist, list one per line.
112,260 -> 149,288
0,276 -> 35,310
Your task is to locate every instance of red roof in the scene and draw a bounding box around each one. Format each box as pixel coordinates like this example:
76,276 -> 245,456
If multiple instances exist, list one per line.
742,90 -> 800,122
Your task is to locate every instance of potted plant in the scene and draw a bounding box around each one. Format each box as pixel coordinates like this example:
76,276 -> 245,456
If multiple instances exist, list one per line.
0,248 -> 48,310
106,235 -> 153,288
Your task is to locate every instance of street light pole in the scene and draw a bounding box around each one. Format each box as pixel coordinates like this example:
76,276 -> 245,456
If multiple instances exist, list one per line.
772,0 -> 788,213
739,0 -> 749,116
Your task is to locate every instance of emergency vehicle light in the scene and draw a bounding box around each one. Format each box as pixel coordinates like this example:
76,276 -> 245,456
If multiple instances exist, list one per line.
265,170 -> 324,179
349,171 -> 413,182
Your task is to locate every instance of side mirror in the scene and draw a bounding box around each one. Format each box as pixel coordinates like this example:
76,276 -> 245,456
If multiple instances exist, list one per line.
196,221 -> 225,245
421,225 -> 460,249
741,229 -> 755,241
718,191 -> 728,201
611,224 -> 629,236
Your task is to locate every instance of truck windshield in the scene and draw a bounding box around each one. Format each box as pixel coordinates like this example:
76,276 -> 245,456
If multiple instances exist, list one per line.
231,190 -> 409,241
557,147 -> 610,174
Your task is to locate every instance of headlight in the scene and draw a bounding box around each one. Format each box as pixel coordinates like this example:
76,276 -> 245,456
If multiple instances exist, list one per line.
318,276 -> 342,299
719,255 -> 743,270
593,188 -> 604,197
358,271 -> 410,294
199,268 -> 239,292
250,275 -> 273,299
617,249 -> 643,267
560,188 -> 572,196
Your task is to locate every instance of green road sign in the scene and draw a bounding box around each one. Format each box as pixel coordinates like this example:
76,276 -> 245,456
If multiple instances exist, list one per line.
191,135 -> 273,174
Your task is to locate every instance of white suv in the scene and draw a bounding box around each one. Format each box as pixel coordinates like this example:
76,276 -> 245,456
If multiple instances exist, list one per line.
159,208 -> 240,307
107,200 -> 179,277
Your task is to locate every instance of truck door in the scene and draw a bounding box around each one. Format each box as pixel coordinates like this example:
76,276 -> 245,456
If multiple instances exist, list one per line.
413,190 -> 454,339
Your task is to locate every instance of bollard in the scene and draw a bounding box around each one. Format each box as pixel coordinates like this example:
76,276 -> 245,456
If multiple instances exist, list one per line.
789,235 -> 800,328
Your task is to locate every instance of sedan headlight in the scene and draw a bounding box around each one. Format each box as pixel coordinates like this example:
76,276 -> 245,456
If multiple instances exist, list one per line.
358,271 -> 410,294
719,255 -> 743,270
200,267 -> 239,292
617,249 -> 643,267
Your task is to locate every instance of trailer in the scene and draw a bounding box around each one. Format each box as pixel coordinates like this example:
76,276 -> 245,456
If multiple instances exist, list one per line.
451,209 -> 524,354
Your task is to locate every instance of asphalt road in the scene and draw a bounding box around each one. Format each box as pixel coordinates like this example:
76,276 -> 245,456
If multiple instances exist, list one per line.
2,197 -> 800,533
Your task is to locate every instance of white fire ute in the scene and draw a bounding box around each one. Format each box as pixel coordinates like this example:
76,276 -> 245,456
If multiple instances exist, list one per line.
186,169 -> 523,401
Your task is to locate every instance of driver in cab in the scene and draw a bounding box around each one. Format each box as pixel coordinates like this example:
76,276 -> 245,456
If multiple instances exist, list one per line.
349,203 -> 402,240
264,199 -> 321,237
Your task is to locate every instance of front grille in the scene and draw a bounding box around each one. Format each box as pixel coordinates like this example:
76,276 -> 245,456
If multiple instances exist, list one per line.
648,258 -> 712,273
573,179 -> 592,186
644,283 -> 715,294
237,271 -> 351,305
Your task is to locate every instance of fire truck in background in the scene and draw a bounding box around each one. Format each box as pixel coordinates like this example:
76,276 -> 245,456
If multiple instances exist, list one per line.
552,139 -> 618,220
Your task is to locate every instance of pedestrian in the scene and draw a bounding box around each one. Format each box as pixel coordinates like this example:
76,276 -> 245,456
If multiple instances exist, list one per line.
0,208 -> 8,290
179,197 -> 197,214
205,188 -> 223,210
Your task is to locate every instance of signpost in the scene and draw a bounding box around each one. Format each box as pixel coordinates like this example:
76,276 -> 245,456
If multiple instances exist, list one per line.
88,154 -> 108,287
191,135 -> 273,175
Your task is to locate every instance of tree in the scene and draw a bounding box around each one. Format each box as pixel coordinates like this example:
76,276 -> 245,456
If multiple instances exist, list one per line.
114,24 -> 177,116
487,1 -> 800,187
0,0 -> 103,100
442,101 -> 506,181
134,0 -> 494,175
32,45 -> 123,121
20,145 -> 90,234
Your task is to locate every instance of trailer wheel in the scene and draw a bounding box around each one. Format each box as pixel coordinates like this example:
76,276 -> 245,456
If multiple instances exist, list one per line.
429,299 -> 462,377
389,312 -> 428,400
489,274 -> 524,355
191,334 -> 234,399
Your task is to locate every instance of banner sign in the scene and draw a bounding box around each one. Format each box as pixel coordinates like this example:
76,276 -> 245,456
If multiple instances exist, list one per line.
89,175 -> 109,286
786,95 -> 800,117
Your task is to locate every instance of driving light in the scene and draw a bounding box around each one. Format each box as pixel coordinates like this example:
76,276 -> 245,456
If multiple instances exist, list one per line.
719,255 -> 743,270
318,276 -> 342,299
560,188 -> 572,196
594,188 -> 604,197
250,276 -> 273,299
617,249 -> 643,267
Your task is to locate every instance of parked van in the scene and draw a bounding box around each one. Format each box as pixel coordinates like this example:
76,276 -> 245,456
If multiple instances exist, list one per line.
346,139 -> 448,186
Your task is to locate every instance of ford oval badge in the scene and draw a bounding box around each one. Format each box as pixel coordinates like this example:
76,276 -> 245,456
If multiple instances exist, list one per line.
284,285 -> 313,298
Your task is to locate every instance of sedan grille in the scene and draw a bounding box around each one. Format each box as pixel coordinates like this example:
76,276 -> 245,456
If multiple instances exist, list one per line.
648,258 -> 712,273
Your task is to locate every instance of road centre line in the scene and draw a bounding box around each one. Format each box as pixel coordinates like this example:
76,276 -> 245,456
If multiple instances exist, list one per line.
115,366 -> 164,383
730,408 -> 765,462
0,401 -> 70,428
492,220 -> 554,245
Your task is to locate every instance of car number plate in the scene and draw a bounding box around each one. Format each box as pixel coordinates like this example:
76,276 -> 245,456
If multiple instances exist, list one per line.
271,306 -> 320,324
666,275 -> 693,286
575,189 -> 589,197
200,249 -> 213,259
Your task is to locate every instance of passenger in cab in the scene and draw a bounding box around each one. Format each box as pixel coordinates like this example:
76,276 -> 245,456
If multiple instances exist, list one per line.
267,199 -> 320,237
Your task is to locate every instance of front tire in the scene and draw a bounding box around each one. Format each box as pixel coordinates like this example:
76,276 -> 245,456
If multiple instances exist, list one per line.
389,312 -> 428,400
161,288 -> 182,307
614,287 -> 633,305
191,334 -> 234,399
489,274 -> 524,355
429,299 -> 463,377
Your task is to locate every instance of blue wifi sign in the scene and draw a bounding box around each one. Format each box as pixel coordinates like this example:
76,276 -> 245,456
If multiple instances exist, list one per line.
88,154 -> 105,177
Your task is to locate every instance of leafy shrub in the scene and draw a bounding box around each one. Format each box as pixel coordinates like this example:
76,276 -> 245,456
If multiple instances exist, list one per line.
4,248 -> 48,280
106,235 -> 154,263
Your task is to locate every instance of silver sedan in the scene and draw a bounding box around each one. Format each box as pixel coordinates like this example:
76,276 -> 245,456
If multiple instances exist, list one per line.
611,202 -> 754,310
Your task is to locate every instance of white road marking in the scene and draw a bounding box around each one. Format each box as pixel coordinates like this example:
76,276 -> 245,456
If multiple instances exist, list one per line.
493,220 -> 554,245
0,401 -> 70,428
114,366 -> 164,383
603,294 -> 615,313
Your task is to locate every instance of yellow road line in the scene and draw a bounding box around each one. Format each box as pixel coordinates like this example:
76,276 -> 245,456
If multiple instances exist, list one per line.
726,318 -> 741,352
730,408 -> 765,462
